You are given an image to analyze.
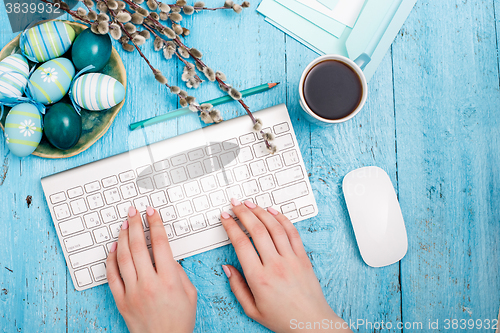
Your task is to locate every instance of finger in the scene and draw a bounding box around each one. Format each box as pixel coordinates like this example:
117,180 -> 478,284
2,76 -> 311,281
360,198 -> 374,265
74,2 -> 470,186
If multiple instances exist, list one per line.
146,206 -> 179,277
222,265 -> 260,321
267,207 -> 308,259
220,212 -> 262,272
116,219 -> 137,287
243,201 -> 294,257
230,198 -> 279,261
175,263 -> 198,302
127,206 -> 155,278
106,242 -> 125,301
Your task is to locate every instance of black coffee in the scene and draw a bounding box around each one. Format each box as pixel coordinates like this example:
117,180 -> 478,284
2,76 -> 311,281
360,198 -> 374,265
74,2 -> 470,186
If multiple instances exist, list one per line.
303,60 -> 363,120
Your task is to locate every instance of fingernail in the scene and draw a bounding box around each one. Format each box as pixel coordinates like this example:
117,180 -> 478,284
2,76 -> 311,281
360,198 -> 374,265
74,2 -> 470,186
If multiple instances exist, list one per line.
221,212 -> 230,219
244,200 -> 256,209
222,265 -> 231,279
146,206 -> 155,217
128,206 -> 137,217
231,198 -> 241,207
121,220 -> 129,230
268,207 -> 279,216
110,242 -> 117,253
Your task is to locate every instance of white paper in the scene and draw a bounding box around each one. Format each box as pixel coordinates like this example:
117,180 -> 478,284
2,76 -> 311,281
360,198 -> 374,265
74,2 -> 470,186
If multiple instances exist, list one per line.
295,0 -> 365,27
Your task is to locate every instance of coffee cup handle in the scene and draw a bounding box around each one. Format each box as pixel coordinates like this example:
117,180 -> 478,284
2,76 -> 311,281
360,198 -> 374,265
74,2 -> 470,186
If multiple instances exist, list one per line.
354,53 -> 371,71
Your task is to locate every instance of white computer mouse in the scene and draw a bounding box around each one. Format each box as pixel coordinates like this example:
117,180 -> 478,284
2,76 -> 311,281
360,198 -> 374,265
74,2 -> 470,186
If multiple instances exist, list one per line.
342,166 -> 408,267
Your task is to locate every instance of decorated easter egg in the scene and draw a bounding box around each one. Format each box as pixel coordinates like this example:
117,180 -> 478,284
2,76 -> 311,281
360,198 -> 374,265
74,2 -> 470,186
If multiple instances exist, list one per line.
0,54 -> 29,100
21,21 -> 76,63
4,103 -> 43,157
29,57 -> 75,105
71,73 -> 125,111
44,102 -> 82,150
72,28 -> 112,72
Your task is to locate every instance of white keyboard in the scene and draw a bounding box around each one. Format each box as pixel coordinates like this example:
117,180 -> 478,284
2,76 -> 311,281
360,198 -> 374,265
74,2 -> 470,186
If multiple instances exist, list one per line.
41,104 -> 318,291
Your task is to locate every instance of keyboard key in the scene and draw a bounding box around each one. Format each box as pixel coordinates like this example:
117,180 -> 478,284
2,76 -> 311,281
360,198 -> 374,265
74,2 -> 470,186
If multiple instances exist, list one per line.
102,176 -> 118,188
87,193 -> 104,210
189,214 -> 207,231
101,206 -> 118,223
284,210 -> 299,220
258,175 -> 276,191
84,212 -> 101,229
164,224 -> 175,238
255,193 -> 273,208
67,186 -> 84,199
69,246 -> 106,269
299,205 -> 315,216
169,225 -> 229,259
188,148 -> 205,161
220,151 -> 237,167
167,186 -> 184,202
200,175 -> 217,192
64,232 -> 94,252
272,182 -> 309,205
110,221 -> 123,238
217,171 -> 234,187
233,165 -> 250,182
142,214 -> 149,230
238,146 -> 253,163
84,181 -> 101,193
226,184 -> 243,200
222,205 -> 236,218
70,198 -> 88,215
93,226 -> 111,243
154,173 -> 171,189
50,192 -> 66,204
137,177 -> 154,194
134,196 -> 151,212
239,132 -> 255,145
256,127 -> 271,140
119,170 -> 135,183
74,268 -> 93,287
273,122 -> 290,134
170,167 -> 188,184
159,206 -> 177,222
171,154 -> 187,166
193,195 -> 210,212
150,191 -> 168,207
136,165 -> 153,177
250,160 -> 266,176
187,162 -> 205,179
120,183 -> 138,200
173,220 -> 191,236
144,230 -> 152,246
59,217 -> 84,236
206,209 -> 221,225
54,203 -> 71,220
266,155 -> 283,172
281,203 -> 296,213
253,142 -> 269,158
242,180 -> 259,197
203,157 -> 221,173
206,143 -> 222,155
117,201 -> 132,218
154,159 -> 170,172
223,138 -> 238,150
275,166 -> 304,186
176,201 -> 194,218
184,180 -> 201,197
282,149 -> 300,166
274,134 -> 294,150
103,188 -> 121,205
209,190 -> 226,207
91,263 -> 107,281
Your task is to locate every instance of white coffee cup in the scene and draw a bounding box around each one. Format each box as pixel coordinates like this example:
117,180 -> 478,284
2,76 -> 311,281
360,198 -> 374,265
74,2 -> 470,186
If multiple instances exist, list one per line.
298,54 -> 369,125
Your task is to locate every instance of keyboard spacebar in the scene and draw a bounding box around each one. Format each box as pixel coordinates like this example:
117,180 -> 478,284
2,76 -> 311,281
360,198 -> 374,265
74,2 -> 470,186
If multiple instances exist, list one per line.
170,225 -> 229,259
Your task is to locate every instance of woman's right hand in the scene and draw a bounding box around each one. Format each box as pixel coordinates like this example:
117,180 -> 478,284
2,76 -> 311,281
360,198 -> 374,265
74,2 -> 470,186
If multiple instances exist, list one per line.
220,199 -> 352,333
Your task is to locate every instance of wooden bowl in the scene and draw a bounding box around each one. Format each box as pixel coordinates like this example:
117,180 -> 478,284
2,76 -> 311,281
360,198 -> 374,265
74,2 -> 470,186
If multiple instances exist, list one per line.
0,20 -> 127,159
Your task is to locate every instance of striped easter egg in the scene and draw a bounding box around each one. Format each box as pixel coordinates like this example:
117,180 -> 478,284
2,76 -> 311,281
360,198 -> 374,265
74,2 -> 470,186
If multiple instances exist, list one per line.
71,73 -> 125,111
21,21 -> 76,63
29,57 -> 75,105
4,103 -> 43,157
0,54 -> 29,100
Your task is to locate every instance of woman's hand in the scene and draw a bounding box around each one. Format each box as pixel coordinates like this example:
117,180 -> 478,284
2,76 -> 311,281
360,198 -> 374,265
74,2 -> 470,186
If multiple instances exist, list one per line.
106,206 -> 197,333
221,199 -> 352,333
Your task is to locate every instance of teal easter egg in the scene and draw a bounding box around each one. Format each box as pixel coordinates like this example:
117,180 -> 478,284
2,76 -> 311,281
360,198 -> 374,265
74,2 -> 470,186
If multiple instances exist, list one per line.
71,73 -> 125,111
0,54 -> 29,100
44,102 -> 82,150
21,21 -> 76,63
71,28 -> 112,72
29,57 -> 75,105
4,103 -> 43,157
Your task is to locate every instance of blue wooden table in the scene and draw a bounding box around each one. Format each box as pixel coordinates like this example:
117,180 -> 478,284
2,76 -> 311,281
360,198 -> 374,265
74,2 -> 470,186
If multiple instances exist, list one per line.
1,1 -> 499,332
